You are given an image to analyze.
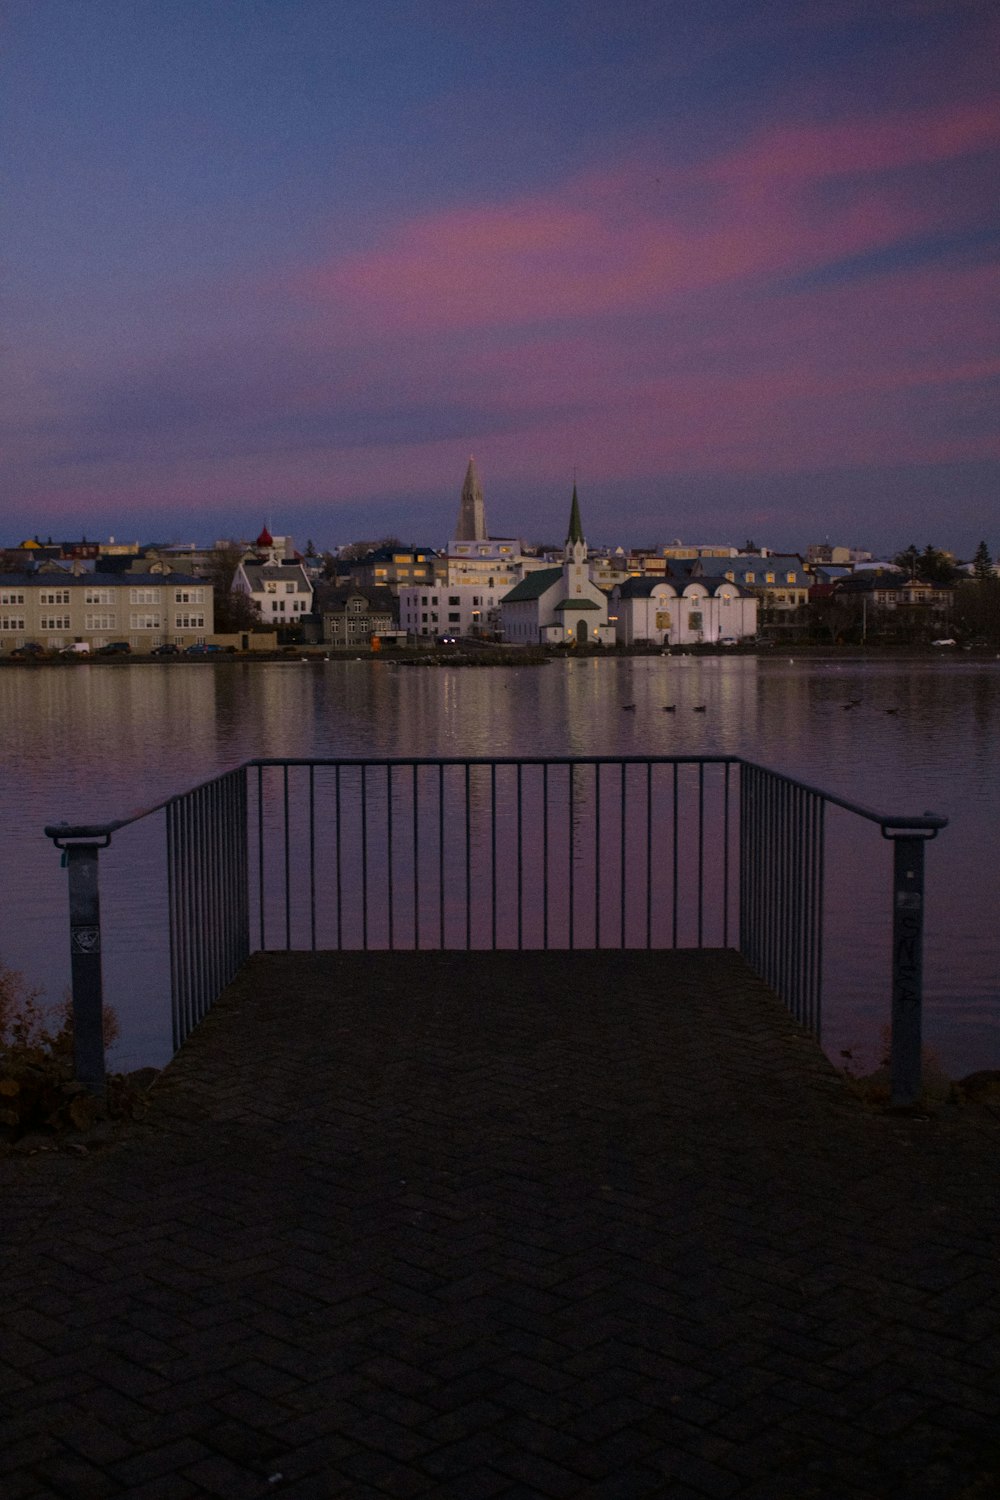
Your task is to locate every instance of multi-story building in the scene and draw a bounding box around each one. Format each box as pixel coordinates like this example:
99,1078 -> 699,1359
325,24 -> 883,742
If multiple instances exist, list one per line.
693,555 -> 810,624
398,583 -> 505,640
342,545 -> 446,593
313,585 -> 401,649
232,558 -> 313,627
0,572 -> 214,653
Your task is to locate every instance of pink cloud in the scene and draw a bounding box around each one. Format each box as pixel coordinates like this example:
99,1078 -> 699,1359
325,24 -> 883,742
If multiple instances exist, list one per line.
297,97 -> 999,340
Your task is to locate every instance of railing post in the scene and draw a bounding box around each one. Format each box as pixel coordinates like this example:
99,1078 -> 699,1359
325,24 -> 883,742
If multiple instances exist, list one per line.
62,841 -> 108,1093
889,834 -> 925,1108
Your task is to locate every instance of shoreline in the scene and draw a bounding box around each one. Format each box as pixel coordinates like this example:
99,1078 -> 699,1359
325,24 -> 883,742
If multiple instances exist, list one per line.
1,642 -> 997,668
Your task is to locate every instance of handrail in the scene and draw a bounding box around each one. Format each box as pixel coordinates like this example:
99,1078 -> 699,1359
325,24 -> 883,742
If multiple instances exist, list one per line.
44,754 -> 949,1108
45,754 -> 948,843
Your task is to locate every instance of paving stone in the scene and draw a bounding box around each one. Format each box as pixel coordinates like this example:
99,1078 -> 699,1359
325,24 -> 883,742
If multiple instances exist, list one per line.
1,950 -> 999,1499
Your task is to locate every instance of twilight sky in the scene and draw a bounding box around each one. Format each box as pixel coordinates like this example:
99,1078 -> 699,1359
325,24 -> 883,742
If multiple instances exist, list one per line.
3,0 -> 999,556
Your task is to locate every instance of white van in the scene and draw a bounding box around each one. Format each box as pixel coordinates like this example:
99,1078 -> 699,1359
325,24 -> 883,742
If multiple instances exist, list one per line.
60,642 -> 91,655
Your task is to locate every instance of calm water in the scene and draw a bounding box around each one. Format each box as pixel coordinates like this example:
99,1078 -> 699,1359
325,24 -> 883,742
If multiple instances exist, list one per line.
1,656 -> 997,1075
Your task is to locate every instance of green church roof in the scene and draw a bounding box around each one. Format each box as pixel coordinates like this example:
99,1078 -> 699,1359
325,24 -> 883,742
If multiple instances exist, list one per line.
553,597 -> 600,611
501,567 -> 562,602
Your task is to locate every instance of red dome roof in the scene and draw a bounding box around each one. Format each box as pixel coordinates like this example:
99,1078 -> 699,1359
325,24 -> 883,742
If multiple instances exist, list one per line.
256,525 -> 273,547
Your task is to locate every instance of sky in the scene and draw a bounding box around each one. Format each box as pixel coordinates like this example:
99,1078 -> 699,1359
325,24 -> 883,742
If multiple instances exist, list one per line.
3,0 -> 999,557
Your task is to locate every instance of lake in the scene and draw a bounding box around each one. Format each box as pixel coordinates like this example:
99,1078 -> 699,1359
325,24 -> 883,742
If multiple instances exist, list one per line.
1,655 -> 997,1077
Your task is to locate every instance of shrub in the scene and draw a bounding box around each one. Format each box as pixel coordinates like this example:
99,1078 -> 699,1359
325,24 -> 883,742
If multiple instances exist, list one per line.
0,960 -> 133,1142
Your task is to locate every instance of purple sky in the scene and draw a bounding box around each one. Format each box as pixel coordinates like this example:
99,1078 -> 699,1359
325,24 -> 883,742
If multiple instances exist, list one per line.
4,0 -> 999,556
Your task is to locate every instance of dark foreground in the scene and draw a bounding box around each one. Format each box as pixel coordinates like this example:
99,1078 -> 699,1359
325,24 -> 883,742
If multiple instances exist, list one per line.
2,951 -> 999,1499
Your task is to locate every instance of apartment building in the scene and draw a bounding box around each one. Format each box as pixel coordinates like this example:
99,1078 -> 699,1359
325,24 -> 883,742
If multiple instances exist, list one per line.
0,573 -> 214,653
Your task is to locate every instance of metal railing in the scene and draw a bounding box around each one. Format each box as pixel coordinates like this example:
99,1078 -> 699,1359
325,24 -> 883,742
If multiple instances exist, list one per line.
45,756 -> 946,1105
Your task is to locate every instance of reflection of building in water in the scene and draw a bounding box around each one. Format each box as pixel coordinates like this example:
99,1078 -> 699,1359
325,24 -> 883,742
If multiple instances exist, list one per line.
500,487 -> 615,647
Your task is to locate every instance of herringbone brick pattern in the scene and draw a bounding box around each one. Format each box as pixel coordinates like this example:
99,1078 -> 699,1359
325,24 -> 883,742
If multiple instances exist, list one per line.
2,950 -> 999,1498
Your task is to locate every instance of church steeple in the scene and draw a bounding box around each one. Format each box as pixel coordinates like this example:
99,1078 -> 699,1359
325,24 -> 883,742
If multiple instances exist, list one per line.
564,483 -> 587,566
455,456 -> 488,541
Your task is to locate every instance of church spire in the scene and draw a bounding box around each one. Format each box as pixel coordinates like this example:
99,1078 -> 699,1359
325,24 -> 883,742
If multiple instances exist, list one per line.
455,456 -> 488,542
564,482 -> 587,566
566,483 -> 584,546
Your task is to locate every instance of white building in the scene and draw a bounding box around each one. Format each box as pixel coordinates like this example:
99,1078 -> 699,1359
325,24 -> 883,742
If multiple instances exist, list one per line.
232,528 -> 313,627
499,488 -> 615,647
398,583 -> 504,639
610,576 -> 757,646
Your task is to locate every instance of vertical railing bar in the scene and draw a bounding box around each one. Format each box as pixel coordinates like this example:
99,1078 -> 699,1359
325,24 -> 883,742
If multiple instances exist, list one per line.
697,762 -> 705,948
438,763 -> 445,950
491,763 -> 498,950
465,763 -> 472,951
542,762 -> 549,951
223,774 -> 236,972
361,763 -> 369,951
412,764 -> 420,951
257,763 -> 265,951
773,768 -> 779,990
219,777 -> 232,982
309,765 -> 317,952
187,787 -> 200,1024
166,801 -> 181,1052
807,790 -> 819,1030
195,785 -> 208,1017
645,763 -> 653,950
723,762 -> 731,949
815,797 -> 826,1040
671,763 -> 679,948
282,767 -> 291,951
335,764 -> 343,950
568,763 -> 575,950
193,786 -> 207,1018
595,762 -> 602,949
516,763 -> 523,951
387,764 -> 394,951
620,762 -> 627,950
182,793 -> 195,1039
206,783 -> 218,1012
790,784 -> 801,1018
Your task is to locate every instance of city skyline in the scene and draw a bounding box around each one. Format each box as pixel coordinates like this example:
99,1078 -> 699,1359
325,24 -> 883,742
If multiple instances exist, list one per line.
5,1 -> 999,554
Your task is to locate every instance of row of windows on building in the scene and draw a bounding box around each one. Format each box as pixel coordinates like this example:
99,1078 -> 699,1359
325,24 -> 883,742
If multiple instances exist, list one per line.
1,614 -> 206,631
0,588 -> 207,607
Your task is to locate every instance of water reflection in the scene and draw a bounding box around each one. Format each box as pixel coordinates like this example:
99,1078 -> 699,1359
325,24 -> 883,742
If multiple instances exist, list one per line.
0,658 -> 997,1074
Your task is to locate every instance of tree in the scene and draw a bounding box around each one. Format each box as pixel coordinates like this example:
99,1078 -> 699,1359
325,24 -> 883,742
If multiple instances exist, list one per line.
892,543 -> 959,585
206,546 -> 261,633
972,540 -> 994,583
893,544 -> 920,578
918,544 -> 960,585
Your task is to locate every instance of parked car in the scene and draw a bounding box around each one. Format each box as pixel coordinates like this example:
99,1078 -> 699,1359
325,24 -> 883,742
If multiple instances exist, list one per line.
11,642 -> 46,658
931,638 -> 957,647
185,642 -> 222,655
151,643 -> 180,655
97,641 -> 131,655
60,642 -> 91,655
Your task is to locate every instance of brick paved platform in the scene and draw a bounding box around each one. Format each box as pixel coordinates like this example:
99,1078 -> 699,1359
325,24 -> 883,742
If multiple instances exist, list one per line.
2,950 -> 1000,1499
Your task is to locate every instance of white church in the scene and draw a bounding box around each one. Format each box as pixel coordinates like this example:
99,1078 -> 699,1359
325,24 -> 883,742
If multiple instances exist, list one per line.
500,488 -> 616,647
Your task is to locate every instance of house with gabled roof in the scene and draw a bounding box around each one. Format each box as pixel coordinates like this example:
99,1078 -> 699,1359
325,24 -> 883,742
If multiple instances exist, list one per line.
499,488 -> 615,647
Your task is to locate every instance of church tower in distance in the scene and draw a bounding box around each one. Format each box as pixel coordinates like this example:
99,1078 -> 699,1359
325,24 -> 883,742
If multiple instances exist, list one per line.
455,457 -> 488,542
564,483 -> 587,567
